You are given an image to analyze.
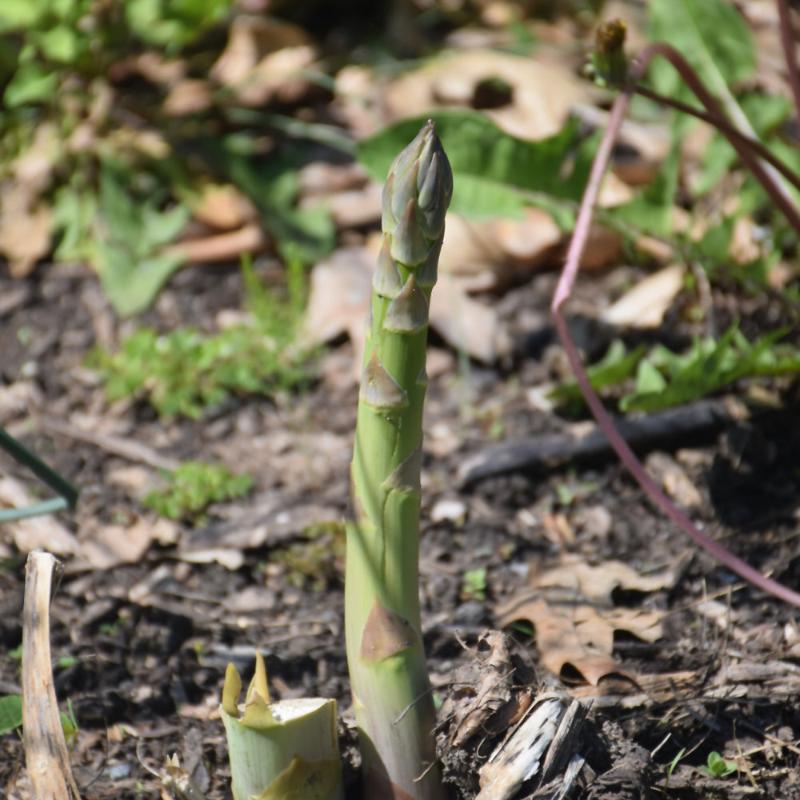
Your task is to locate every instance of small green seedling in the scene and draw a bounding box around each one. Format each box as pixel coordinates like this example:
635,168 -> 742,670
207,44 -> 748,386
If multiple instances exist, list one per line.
90,258 -> 312,419
0,694 -> 22,735
704,751 -> 737,779
0,694 -> 79,745
461,568 -> 488,601
144,461 -> 253,523
665,747 -> 687,781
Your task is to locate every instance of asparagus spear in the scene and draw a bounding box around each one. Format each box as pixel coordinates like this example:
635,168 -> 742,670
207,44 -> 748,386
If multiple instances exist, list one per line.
345,121 -> 452,800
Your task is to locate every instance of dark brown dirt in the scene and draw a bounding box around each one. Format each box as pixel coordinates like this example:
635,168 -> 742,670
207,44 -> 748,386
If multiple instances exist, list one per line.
2,261 -> 800,799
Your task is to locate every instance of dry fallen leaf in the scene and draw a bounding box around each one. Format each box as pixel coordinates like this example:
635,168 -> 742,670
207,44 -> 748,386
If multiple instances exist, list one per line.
496,556 -> 682,685
530,557 -> 682,603
166,223 -> 266,263
163,79 -> 213,116
191,184 -> 257,231
438,210 -> 561,291
0,187 -> 52,277
79,517 -> 159,569
0,475 -> 79,555
603,264 -> 686,329
385,49 -> 593,141
498,597 -> 662,686
440,630 -> 536,748
304,244 -> 511,369
211,15 -> 316,106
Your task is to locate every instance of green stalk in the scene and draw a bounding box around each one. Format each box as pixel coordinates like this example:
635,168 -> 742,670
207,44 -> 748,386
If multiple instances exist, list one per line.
221,654 -> 343,800
345,121 -> 452,799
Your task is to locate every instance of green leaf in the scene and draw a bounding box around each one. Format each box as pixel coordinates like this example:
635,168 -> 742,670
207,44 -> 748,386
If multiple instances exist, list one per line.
218,143 -> 335,264
692,94 -> 792,196
704,751 -> 737,778
550,340 -> 646,413
621,326 -> 800,412
94,163 -> 189,315
4,63 -> 58,107
144,461 -> 253,522
126,0 -> 232,47
358,110 -> 592,220
648,0 -> 755,100
0,0 -> 43,32
34,25 -> 79,63
633,358 -> 667,395
0,695 -> 23,735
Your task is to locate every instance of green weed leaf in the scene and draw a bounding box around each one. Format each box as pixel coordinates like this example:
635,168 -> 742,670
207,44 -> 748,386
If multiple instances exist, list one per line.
704,751 -> 737,778
0,695 -> 23,735
95,163 -> 189,316
622,327 -> 800,412
648,0 -> 755,100
144,462 -> 253,523
551,340 -> 646,413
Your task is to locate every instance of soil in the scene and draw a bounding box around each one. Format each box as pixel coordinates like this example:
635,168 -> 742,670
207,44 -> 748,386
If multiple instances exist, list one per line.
2,260 -> 800,800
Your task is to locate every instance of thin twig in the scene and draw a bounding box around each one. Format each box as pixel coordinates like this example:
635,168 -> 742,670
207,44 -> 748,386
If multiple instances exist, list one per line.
550,46 -> 800,608
776,0 -> 800,123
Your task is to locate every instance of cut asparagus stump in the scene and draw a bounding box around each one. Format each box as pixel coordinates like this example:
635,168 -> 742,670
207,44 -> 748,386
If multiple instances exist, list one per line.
345,121 -> 453,800
221,653 -> 343,800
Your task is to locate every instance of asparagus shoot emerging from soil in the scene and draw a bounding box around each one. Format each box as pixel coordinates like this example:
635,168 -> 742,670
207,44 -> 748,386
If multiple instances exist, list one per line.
345,121 -> 452,799
221,653 -> 343,800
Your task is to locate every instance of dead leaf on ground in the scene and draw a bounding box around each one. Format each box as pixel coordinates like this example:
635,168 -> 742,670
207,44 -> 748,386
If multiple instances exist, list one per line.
497,556 -> 683,685
304,243 -> 511,370
0,475 -> 79,555
385,49 -> 593,141
0,187 -> 52,277
603,264 -> 686,329
79,516 -> 169,569
190,184 -> 257,231
166,223 -> 266,263
430,274 -> 511,364
438,210 -> 561,291
163,79 -> 213,116
211,15 -> 316,106
441,631 -> 536,749
530,557 -> 683,603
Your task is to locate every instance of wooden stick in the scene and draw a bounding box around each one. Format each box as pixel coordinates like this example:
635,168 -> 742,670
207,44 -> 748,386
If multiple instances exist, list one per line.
22,551 -> 81,800
458,398 -> 741,487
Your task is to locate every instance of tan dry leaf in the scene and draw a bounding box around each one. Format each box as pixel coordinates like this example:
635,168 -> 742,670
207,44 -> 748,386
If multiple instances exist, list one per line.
165,223 -> 266,263
191,184 -> 257,231
212,15 -> 311,85
438,210 -> 561,291
304,244 -> 511,368
531,556 -> 681,603
211,15 -> 315,107
0,475 -> 79,555
302,245 -> 372,352
0,188 -> 52,277
163,79 -> 213,116
385,49 -> 592,141
430,274 -> 511,363
497,597 -> 663,685
496,556 -> 679,684
603,264 -> 686,329
79,517 -> 156,569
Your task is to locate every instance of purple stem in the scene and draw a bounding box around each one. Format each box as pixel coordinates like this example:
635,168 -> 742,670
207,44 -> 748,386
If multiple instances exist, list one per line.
550,47 -> 800,608
634,84 -> 800,195
640,43 -> 800,233
777,0 -> 800,124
